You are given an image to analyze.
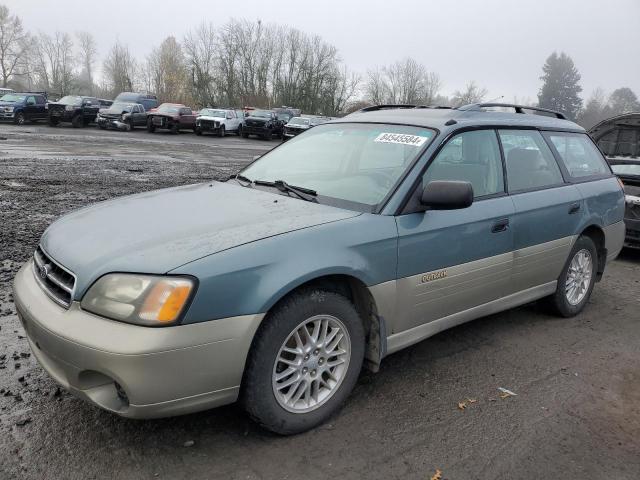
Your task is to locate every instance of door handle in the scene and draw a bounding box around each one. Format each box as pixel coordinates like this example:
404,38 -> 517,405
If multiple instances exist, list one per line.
568,203 -> 581,215
491,218 -> 509,233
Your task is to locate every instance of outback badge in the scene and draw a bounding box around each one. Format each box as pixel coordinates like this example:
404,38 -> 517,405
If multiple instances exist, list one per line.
421,270 -> 447,283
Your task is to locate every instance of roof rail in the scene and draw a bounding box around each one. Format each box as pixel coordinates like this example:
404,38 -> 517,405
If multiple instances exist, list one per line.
458,103 -> 567,120
358,104 -> 453,113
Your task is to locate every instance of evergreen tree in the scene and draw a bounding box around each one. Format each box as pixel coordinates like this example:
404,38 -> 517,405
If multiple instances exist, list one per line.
538,52 -> 583,120
609,87 -> 640,116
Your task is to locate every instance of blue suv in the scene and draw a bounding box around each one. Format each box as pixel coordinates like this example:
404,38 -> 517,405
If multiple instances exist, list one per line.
13,103 -> 625,434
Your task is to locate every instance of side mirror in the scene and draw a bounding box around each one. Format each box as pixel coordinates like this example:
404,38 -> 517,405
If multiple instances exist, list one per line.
420,180 -> 473,210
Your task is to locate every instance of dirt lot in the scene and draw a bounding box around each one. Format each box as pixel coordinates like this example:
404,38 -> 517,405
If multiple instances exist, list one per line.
1,123 -> 639,480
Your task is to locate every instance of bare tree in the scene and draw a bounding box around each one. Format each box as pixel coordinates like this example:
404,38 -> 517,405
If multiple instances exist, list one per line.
32,32 -> 76,95
184,22 -> 218,107
364,58 -> 442,106
146,36 -> 189,103
451,81 -> 488,107
0,5 -> 31,87
75,31 -> 96,95
102,42 -> 136,97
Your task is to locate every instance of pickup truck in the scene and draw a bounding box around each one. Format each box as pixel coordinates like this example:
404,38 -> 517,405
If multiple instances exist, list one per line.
0,92 -> 48,125
47,96 -> 101,127
146,103 -> 197,134
195,108 -> 244,136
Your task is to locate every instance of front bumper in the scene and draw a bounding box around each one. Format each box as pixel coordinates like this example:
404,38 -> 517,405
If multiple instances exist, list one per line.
244,124 -> 271,135
0,111 -> 15,119
13,261 -> 263,419
97,117 -> 127,130
623,218 -> 640,249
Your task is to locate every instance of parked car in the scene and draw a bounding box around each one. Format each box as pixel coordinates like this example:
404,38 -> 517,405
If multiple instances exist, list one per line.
13,103 -> 624,435
282,116 -> 330,141
274,106 -> 301,119
0,87 -> 14,96
589,113 -> 640,248
96,102 -> 147,131
195,108 -> 244,137
47,95 -> 101,127
113,92 -> 158,112
0,92 -> 47,125
146,103 -> 197,134
242,109 -> 285,140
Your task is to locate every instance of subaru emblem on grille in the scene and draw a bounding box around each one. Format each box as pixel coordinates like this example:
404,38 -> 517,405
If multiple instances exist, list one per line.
39,264 -> 49,280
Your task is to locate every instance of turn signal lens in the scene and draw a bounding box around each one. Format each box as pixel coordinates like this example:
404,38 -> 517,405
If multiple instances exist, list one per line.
82,274 -> 195,326
617,177 -> 625,190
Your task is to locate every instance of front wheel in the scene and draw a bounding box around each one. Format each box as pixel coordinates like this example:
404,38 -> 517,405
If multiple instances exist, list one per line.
218,125 -> 225,137
243,289 -> 365,435
147,119 -> 155,133
14,112 -> 25,125
236,125 -> 243,136
72,114 -> 83,128
545,235 -> 597,317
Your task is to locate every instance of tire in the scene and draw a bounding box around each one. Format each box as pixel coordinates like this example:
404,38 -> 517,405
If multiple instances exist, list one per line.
98,124 -> 107,130
72,114 -> 83,128
243,288 -> 365,435
170,123 -> 179,134
147,119 -> 155,133
126,119 -> 134,131
545,235 -> 598,317
242,131 -> 249,139
48,116 -> 59,127
263,130 -> 273,141
14,112 -> 25,125
218,125 -> 225,137
195,127 -> 202,136
237,125 -> 243,136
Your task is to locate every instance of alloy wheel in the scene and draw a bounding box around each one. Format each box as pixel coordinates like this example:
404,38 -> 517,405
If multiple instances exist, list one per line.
565,248 -> 593,305
272,315 -> 351,413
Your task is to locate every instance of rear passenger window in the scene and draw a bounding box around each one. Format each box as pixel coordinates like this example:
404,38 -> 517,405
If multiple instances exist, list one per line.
546,133 -> 611,178
499,130 -> 564,192
424,129 -> 504,198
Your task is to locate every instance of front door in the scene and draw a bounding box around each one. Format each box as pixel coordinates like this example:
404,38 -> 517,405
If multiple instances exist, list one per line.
393,129 -> 515,334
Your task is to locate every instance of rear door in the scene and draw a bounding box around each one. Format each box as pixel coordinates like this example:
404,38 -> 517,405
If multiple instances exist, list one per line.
499,129 -> 582,295
394,129 -> 515,334
34,96 -> 47,119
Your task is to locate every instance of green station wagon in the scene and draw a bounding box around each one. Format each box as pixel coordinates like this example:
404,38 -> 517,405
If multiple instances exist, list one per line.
13,103 -> 625,434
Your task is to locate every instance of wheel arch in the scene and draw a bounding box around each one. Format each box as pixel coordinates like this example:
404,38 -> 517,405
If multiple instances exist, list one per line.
252,273 -> 386,373
578,224 -> 607,280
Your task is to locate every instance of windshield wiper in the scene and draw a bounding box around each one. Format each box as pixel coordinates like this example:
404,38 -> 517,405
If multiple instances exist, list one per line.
254,179 -> 317,202
228,174 -> 253,186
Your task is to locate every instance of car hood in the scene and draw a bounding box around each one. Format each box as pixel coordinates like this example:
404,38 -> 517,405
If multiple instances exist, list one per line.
41,182 -> 360,296
246,117 -> 269,124
0,101 -> 18,107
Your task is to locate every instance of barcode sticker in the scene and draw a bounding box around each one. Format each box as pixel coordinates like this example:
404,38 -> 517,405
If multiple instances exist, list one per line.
374,132 -> 429,147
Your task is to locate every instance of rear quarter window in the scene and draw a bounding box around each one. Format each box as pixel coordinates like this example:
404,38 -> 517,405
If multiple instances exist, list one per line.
545,132 -> 611,179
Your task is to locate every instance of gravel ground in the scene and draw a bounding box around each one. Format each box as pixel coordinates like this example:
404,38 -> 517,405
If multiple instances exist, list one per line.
1,123 -> 639,480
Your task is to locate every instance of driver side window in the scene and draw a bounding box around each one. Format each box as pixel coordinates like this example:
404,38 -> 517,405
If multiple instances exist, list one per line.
424,130 -> 505,198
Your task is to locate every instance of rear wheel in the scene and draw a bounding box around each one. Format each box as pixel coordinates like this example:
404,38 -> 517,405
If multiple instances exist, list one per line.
14,112 -> 25,125
195,127 -> 202,136
147,119 -> 155,133
546,235 -> 597,317
170,123 -> 179,134
243,288 -> 365,435
72,114 -> 83,128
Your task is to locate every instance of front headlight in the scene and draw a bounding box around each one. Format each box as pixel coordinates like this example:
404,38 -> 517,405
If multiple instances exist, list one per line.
6,106 -> 14,112
65,105 -> 74,111
81,274 -> 196,326
626,194 -> 640,206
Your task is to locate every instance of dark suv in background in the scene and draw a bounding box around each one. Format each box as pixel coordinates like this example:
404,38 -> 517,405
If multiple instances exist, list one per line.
47,96 -> 101,127
113,92 -> 158,112
242,109 -> 285,140
0,92 -> 47,125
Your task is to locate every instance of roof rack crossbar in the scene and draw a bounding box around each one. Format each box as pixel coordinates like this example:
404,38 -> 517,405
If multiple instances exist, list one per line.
459,103 -> 567,120
358,104 -> 453,113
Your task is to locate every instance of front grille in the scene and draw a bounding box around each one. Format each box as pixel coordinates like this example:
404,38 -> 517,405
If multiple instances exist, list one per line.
33,246 -> 76,308
199,119 -> 218,128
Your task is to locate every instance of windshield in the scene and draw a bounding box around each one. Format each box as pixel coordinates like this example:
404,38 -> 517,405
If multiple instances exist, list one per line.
252,110 -> 272,118
611,163 -> 640,177
157,104 -> 180,114
289,117 -> 309,126
277,113 -> 292,121
201,109 -> 226,118
111,102 -> 133,112
240,123 -> 436,209
58,96 -> 82,106
0,94 -> 26,103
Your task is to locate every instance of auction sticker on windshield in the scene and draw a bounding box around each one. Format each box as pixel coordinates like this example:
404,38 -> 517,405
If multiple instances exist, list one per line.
374,132 -> 429,147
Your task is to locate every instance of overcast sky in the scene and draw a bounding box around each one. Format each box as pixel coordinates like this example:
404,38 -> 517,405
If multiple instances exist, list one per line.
6,0 -> 640,101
